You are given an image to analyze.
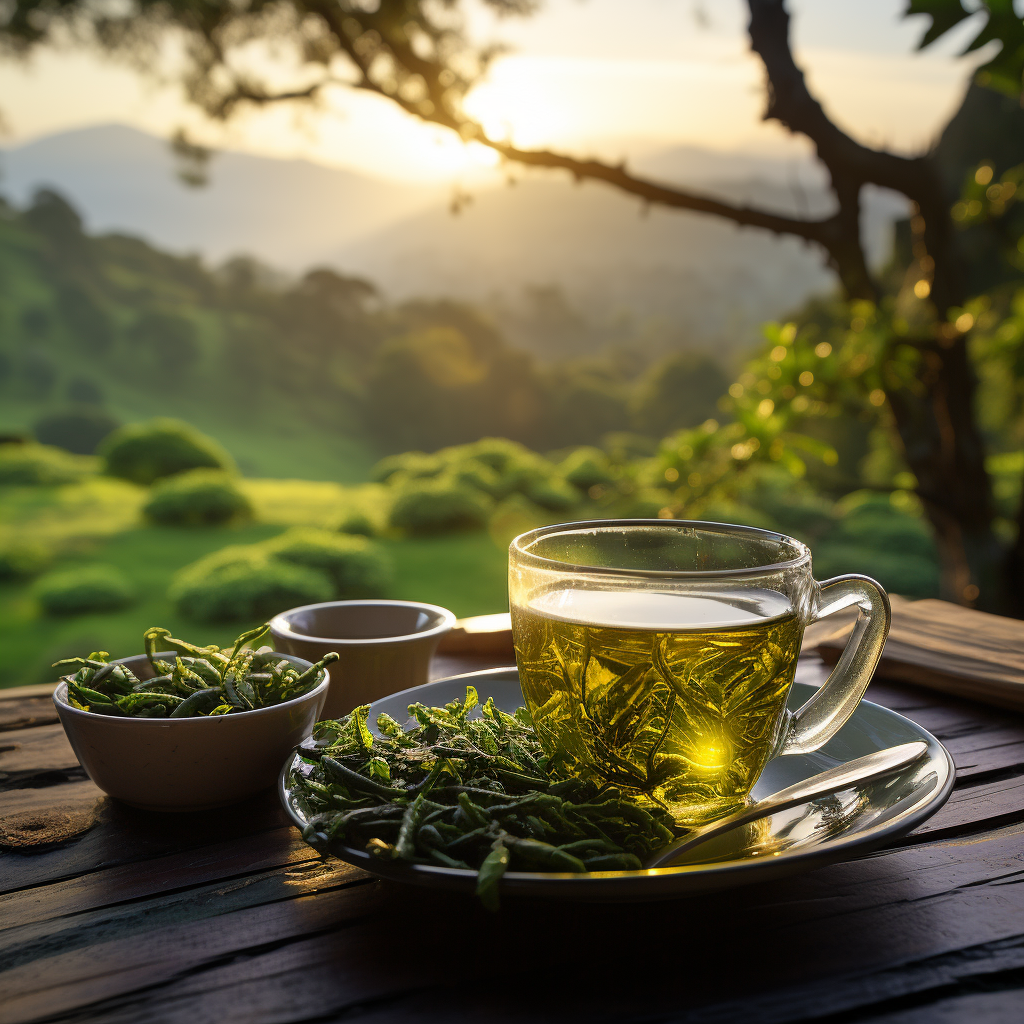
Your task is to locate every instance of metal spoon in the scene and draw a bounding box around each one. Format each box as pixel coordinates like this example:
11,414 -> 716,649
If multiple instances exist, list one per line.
644,740 -> 929,869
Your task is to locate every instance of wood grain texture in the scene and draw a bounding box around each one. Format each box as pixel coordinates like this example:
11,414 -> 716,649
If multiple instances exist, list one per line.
0,684 -> 58,701
1,652 -> 1023,1024
0,695 -> 59,733
0,780 -> 103,849
1,723 -> 80,778
819,596 -> 1024,712
4,824 -> 1024,1024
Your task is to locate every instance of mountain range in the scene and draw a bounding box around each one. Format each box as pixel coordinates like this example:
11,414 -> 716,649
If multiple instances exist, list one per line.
2,124 -> 908,352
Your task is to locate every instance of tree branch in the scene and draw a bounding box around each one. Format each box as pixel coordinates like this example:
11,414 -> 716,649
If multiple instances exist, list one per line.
488,141 -> 836,244
746,0 -> 961,304
272,4 -> 840,254
747,0 -> 928,196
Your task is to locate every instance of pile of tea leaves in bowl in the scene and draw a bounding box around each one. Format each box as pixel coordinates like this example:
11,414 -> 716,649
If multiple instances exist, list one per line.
56,624 -> 338,718
290,686 -> 684,909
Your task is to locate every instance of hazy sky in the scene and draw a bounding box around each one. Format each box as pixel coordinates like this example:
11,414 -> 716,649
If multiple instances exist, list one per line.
0,0 -> 987,182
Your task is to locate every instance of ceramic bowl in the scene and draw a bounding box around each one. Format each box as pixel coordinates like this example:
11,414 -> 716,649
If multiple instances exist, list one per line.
269,600 -> 456,719
53,651 -> 328,812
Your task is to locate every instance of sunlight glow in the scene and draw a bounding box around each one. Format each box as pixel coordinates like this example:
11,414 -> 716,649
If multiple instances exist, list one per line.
0,0 -> 984,184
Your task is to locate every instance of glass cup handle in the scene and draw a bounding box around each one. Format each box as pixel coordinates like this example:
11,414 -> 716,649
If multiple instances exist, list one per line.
778,575 -> 891,756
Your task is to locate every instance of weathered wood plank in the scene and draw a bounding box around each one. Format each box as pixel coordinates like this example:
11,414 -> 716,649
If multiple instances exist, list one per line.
0,788 -> 293,892
3,655 -> 1023,1024
908,772 -> 1024,840
0,696 -> 59,733
818,595 -> 1024,713
0,827 -> 316,930
0,723 -> 79,779
1,874 -> 384,1024
0,779 -> 104,850
0,855 -> 370,979
0,684 -> 57,701
5,823 -> 1024,1024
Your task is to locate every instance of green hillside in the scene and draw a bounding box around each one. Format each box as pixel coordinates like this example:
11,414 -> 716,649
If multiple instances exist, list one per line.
0,190 -> 380,480
0,189 -> 732,465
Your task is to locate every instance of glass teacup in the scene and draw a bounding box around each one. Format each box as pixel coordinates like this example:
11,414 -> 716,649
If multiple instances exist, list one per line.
509,520 -> 890,825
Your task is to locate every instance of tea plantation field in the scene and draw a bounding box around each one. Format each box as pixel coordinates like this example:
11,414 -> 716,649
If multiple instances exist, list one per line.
1,423 -> 952,690
0,475 -> 510,688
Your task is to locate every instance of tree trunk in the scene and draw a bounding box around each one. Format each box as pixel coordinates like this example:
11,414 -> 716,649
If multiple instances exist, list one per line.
884,159 -> 1000,607
884,336 -> 998,605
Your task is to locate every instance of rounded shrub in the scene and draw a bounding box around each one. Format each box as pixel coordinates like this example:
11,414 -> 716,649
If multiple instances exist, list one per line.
370,451 -> 442,484
34,409 -> 121,455
560,446 -> 615,490
33,565 -> 135,615
458,437 -> 536,474
488,493 -> 551,546
266,528 -> 392,598
523,476 -> 580,511
421,439 -> 543,496
445,458 -> 503,497
388,477 -> 492,536
169,546 -> 332,623
337,511 -> 377,537
496,457 -> 557,498
0,442 -> 92,486
143,469 -> 252,526
100,418 -> 235,485
0,540 -> 52,580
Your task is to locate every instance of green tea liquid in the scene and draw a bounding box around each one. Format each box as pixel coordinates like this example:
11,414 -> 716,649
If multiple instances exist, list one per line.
512,588 -> 804,824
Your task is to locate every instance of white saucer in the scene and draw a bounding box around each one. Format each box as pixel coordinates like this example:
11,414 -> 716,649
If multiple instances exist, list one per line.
280,667 -> 955,901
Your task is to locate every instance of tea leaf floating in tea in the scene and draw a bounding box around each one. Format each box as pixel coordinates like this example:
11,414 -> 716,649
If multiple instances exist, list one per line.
512,588 -> 804,825
289,687 -> 684,910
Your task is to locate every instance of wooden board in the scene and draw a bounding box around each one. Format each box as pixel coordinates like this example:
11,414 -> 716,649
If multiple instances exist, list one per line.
435,613 -> 514,656
2,654 -> 1024,1023
818,595 -> 1024,713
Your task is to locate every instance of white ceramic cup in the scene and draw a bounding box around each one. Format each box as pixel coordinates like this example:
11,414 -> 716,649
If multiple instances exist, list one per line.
53,651 -> 328,812
269,600 -> 456,719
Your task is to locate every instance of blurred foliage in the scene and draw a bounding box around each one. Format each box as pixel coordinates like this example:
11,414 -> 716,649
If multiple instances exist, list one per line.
33,564 -> 135,616
169,527 -> 393,621
0,442 -> 94,485
0,190 -> 726,458
337,510 -> 377,537
910,2 -> 1024,98
628,353 -> 730,438
143,469 -> 253,526
264,527 -> 392,598
0,539 -> 51,579
34,408 -> 121,455
388,477 -> 494,536
101,418 -> 236,485
127,310 -> 201,381
558,446 -> 615,491
168,545 -> 333,623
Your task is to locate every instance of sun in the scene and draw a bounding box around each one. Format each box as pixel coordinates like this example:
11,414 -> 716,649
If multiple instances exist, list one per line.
463,57 -> 572,150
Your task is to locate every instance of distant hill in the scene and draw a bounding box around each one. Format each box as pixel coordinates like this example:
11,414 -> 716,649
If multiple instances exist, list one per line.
0,125 -> 443,269
1,124 -> 909,353
1,190 -> 728,469
332,173 -> 906,354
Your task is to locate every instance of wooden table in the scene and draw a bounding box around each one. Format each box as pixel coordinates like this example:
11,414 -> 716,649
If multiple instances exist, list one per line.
2,654 -> 1024,1024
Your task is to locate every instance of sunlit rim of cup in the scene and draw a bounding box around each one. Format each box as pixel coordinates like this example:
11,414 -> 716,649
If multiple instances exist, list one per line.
269,599 -> 457,646
510,519 -> 812,579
